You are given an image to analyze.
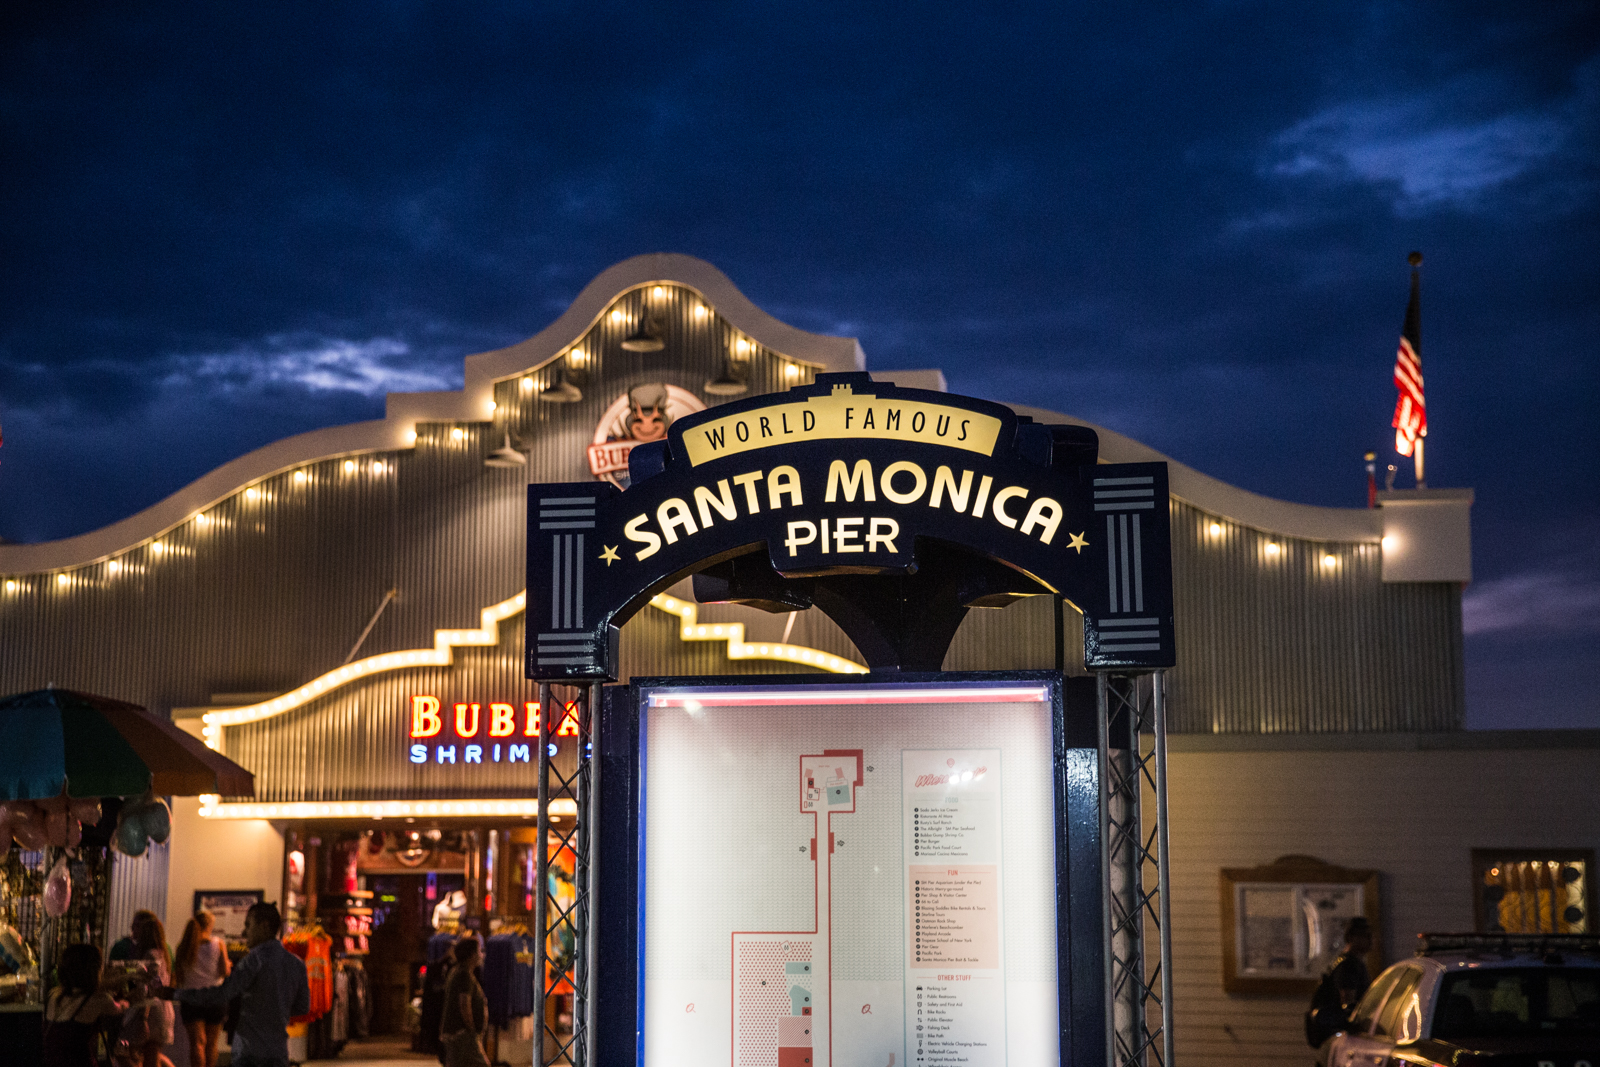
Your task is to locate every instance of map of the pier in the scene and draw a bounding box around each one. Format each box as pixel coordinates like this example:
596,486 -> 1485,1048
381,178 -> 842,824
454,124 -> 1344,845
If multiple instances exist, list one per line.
641,684 -> 1062,1066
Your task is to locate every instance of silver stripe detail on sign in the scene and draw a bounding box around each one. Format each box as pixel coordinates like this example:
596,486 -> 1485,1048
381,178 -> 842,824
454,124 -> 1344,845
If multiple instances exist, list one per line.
550,536 -> 562,629
1093,477 -> 1154,486
1106,514 -> 1118,614
1133,513 -> 1144,612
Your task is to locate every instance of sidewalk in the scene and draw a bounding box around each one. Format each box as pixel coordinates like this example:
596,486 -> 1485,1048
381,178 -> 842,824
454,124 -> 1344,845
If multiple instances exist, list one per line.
302,1033 -> 434,1066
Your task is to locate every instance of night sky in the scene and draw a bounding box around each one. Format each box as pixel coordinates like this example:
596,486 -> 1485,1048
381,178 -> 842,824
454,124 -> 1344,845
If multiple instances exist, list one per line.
2,3 -> 1596,727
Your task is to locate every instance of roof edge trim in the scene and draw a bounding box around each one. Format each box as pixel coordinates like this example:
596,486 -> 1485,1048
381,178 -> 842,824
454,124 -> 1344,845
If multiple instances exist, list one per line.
1,254 -> 864,574
1013,404 -> 1384,543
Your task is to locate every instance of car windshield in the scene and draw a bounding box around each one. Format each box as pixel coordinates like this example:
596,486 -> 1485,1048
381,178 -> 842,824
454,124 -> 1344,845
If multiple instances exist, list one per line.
1433,968 -> 1600,1039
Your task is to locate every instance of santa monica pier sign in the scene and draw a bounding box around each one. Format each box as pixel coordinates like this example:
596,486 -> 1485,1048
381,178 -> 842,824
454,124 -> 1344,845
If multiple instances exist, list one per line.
527,373 -> 1174,680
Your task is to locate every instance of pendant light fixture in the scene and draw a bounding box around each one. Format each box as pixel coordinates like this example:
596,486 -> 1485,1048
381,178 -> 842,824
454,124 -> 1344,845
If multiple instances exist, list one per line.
621,303 -> 665,352
539,352 -> 585,404
703,359 -> 749,396
484,431 -> 527,468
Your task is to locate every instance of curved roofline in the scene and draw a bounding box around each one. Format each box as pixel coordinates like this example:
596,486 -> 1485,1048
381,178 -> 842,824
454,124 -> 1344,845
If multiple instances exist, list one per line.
0,255 -> 865,575
1013,404 -> 1382,543
1,254 -> 1381,572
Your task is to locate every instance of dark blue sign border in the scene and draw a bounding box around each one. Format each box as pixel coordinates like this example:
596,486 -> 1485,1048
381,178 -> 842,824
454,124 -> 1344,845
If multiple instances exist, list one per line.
592,671 -> 1104,1067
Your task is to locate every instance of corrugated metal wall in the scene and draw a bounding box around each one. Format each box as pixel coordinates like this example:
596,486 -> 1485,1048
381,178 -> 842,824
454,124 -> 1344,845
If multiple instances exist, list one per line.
105,841 -> 170,950
0,280 -> 1464,740
1168,500 -> 1464,732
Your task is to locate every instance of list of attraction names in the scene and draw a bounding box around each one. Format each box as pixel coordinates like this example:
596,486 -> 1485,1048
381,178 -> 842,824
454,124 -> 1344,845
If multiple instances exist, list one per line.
904,749 -> 1006,1065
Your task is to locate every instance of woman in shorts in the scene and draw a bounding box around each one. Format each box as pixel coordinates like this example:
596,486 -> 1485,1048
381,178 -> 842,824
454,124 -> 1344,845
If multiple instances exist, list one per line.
174,911 -> 231,1067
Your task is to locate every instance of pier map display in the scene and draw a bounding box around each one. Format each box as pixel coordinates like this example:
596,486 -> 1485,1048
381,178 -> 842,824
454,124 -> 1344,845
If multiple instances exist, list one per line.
638,681 -> 1063,1067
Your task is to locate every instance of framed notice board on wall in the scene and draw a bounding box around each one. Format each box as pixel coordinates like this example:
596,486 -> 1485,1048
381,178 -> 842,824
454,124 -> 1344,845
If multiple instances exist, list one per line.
1220,856 -> 1380,996
593,672 -> 1107,1067
192,890 -> 265,951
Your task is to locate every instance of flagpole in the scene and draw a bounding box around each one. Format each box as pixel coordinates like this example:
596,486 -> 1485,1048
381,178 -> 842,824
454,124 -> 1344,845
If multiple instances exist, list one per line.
1415,436 -> 1425,488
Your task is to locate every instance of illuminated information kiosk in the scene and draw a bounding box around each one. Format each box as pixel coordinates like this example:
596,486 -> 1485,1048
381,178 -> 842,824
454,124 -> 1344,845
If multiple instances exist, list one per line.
528,373 -> 1175,1065
636,680 -> 1063,1067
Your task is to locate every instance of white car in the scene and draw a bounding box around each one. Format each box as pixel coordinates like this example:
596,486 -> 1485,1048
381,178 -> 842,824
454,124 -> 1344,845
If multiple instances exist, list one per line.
1318,934 -> 1600,1067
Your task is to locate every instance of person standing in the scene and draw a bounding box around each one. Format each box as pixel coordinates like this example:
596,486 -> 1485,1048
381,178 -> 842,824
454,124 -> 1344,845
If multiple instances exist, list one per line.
162,903 -> 308,1067
1305,916 -> 1375,1048
438,938 -> 489,1067
123,916 -> 176,1067
43,943 -> 125,1067
174,911 -> 232,1067
108,911 -> 159,963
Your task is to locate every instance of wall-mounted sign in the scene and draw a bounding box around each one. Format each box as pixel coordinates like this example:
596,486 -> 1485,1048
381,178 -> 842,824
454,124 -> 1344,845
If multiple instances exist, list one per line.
588,384 -> 706,488
405,696 -> 581,765
528,373 -> 1174,680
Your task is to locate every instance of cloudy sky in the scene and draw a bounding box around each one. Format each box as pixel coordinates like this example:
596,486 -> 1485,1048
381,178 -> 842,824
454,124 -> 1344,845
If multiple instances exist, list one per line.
2,2 -> 1596,727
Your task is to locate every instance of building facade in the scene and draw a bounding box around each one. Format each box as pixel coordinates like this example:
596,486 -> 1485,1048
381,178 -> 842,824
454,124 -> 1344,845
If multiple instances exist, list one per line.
2,254 -> 1591,1066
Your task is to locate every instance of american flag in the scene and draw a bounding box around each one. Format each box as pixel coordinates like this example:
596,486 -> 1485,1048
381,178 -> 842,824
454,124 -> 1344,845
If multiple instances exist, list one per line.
1392,255 -> 1425,457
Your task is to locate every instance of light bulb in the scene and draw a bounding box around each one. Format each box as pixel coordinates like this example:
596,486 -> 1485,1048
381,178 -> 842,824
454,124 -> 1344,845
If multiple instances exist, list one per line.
344,460 -> 357,473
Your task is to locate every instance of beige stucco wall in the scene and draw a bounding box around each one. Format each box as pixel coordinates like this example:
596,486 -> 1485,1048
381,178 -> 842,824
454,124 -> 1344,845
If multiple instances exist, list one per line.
163,721 -> 284,941
1166,743 -> 1600,1065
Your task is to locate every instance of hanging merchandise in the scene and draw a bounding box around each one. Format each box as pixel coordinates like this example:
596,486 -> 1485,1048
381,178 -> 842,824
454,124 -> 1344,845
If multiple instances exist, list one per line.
41,857 -> 71,918
483,929 -> 537,1028
285,925 -> 335,1023
426,930 -> 456,964
112,790 -> 172,856
7,803 -> 47,851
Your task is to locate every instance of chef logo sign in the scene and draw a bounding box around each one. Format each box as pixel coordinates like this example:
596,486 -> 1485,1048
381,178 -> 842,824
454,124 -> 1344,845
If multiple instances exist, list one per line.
527,373 -> 1174,680
587,383 -> 704,489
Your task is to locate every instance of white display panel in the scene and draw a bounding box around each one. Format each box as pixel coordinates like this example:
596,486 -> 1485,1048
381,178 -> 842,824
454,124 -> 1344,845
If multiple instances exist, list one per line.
640,683 -> 1060,1067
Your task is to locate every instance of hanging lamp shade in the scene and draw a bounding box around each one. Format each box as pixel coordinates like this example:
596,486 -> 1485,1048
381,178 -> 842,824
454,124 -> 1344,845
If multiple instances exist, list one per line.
703,361 -> 749,396
539,373 -> 583,404
485,431 -> 527,468
621,307 -> 665,352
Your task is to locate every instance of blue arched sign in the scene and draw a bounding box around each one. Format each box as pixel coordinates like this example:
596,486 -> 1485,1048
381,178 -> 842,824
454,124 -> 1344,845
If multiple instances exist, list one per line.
526,373 -> 1172,679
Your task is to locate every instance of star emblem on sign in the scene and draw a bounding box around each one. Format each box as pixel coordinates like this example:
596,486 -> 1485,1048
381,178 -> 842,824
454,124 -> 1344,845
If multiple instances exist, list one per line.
598,545 -> 621,566
1066,531 -> 1089,554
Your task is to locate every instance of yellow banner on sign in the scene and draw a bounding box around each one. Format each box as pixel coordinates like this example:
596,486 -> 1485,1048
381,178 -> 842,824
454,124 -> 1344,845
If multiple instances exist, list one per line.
681,384 -> 1003,466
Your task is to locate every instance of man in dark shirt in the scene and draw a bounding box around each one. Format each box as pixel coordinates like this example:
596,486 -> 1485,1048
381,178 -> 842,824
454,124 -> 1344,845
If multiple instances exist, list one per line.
440,937 -> 489,1067
161,902 -> 309,1067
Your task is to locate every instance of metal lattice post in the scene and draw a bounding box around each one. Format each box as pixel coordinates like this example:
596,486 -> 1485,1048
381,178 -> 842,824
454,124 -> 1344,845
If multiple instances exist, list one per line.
535,683 -> 595,1067
1098,671 -> 1174,1067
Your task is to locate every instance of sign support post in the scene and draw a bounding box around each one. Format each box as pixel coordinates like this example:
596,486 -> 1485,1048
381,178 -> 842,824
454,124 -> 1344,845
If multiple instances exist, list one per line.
1098,671 -> 1175,1067
534,682 -> 600,1067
